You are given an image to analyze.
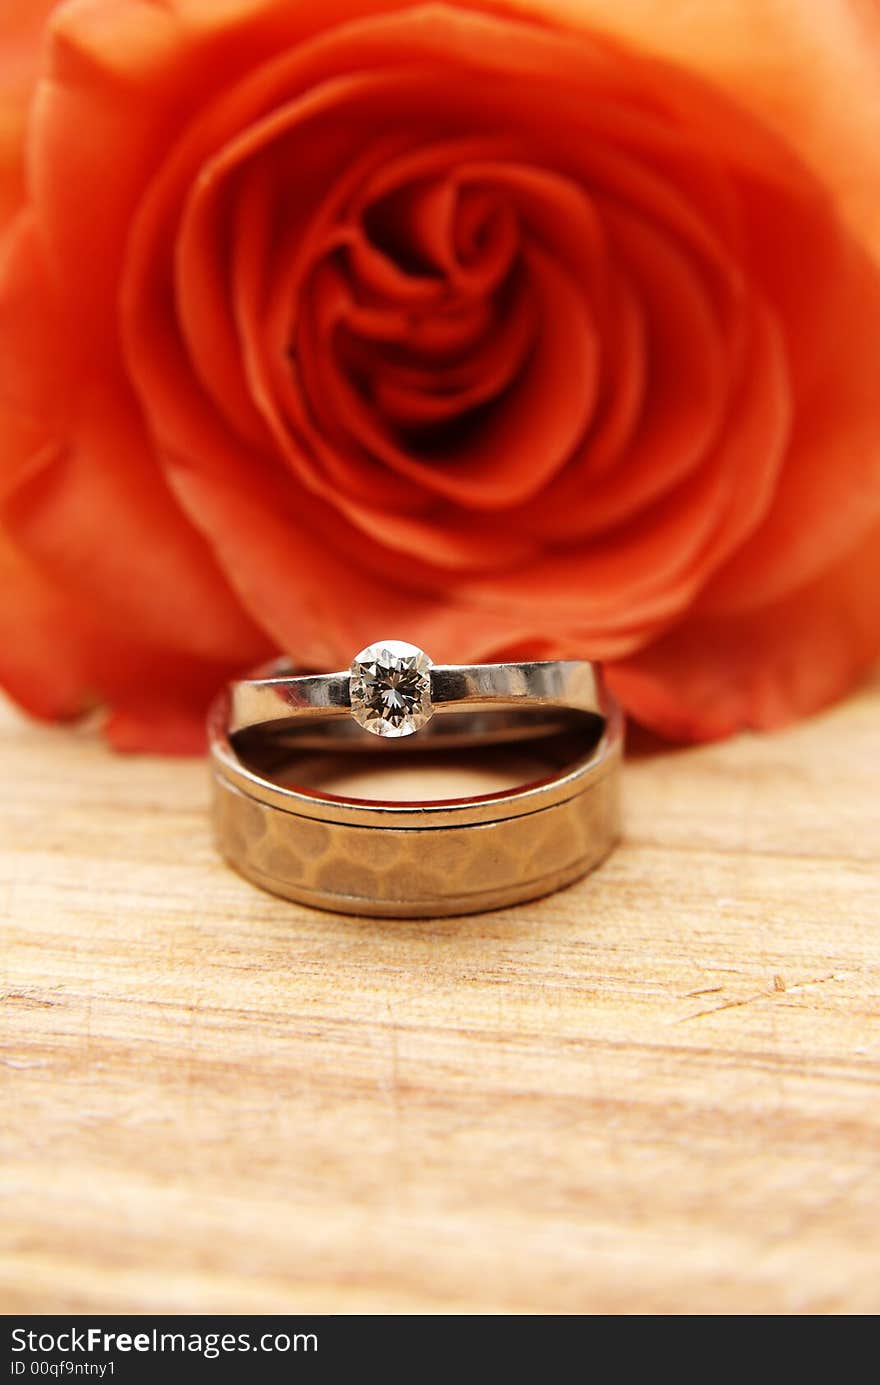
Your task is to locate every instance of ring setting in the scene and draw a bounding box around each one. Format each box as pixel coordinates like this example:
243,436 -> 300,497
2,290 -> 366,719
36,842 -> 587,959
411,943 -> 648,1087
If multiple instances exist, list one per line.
349,640 -> 434,738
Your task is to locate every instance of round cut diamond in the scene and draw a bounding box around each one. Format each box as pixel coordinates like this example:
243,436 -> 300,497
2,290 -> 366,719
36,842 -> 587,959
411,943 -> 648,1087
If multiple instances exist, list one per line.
349,640 -> 434,738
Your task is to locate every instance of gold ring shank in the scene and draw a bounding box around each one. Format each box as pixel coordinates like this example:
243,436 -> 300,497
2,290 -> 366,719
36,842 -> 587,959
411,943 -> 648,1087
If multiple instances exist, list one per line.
209,671 -> 623,918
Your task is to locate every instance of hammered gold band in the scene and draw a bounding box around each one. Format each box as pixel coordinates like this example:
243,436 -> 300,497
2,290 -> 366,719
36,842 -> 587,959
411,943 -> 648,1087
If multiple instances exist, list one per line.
209,656 -> 623,918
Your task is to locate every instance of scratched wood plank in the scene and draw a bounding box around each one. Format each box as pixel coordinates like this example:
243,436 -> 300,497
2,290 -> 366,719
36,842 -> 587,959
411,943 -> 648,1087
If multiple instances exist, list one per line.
1,675 -> 878,1315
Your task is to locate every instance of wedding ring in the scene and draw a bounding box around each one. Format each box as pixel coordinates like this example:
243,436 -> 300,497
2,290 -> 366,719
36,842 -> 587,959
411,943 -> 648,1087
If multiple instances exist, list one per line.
229,639 -> 606,739
210,641 -> 622,918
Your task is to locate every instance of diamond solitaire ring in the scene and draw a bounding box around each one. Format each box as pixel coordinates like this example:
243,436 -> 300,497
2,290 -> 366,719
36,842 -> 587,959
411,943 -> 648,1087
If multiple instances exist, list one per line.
228,640 -> 608,741
211,643 -> 622,917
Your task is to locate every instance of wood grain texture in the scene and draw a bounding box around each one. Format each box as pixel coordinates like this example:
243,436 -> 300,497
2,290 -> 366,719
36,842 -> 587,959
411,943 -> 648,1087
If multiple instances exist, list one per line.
1,679 -> 879,1316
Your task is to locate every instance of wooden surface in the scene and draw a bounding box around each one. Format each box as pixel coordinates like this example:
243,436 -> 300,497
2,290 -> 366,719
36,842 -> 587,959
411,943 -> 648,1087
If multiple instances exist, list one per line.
1,678 -> 879,1316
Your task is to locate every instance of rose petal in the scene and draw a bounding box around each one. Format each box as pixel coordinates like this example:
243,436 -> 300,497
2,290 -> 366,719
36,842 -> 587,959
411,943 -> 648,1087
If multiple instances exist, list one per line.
608,519 -> 880,739
699,232 -> 880,611
522,200 -> 733,540
0,529 -> 99,721
456,293 -> 789,646
536,0 -> 880,261
0,526 -> 250,752
0,213 -> 268,663
0,1 -> 56,229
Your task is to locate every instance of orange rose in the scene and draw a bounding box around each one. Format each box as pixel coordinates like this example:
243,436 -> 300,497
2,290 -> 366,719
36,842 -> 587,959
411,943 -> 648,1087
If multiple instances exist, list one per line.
2,0 -> 879,750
